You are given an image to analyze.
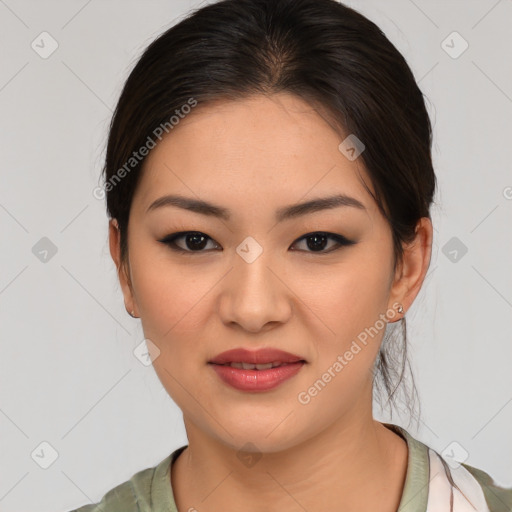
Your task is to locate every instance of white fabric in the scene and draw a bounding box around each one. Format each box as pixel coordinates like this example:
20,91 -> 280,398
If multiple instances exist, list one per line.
426,449 -> 490,512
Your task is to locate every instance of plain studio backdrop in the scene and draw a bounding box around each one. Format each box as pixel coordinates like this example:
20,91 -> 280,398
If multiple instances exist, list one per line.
0,1 -> 511,511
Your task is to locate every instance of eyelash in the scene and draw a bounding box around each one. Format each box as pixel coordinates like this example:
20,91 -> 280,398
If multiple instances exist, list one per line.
158,231 -> 356,255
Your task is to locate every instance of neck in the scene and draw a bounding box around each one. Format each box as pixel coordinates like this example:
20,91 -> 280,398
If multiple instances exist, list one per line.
171,412 -> 408,512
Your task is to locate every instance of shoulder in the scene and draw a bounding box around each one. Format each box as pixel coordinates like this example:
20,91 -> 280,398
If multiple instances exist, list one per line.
66,477 -> 143,512
66,466 -> 154,512
386,423 -> 511,512
65,452 -> 176,512
427,443 -> 512,512
461,461 -> 512,512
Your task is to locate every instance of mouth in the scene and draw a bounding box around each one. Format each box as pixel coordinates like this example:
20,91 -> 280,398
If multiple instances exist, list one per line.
208,347 -> 306,366
208,347 -> 307,392
209,361 -> 305,370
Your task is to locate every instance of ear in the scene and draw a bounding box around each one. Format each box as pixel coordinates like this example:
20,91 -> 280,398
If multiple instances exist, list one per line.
109,218 -> 138,317
387,217 -> 433,321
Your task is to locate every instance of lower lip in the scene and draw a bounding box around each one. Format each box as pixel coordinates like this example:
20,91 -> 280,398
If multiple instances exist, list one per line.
209,362 -> 305,392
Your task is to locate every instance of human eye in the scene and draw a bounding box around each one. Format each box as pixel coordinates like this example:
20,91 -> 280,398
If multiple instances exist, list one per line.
290,231 -> 357,254
158,230 -> 356,255
158,231 -> 221,253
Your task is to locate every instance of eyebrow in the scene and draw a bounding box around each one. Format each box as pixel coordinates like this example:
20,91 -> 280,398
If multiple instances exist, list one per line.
146,193 -> 366,222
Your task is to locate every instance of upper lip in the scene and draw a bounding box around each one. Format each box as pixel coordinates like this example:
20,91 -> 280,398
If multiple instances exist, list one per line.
209,348 -> 306,365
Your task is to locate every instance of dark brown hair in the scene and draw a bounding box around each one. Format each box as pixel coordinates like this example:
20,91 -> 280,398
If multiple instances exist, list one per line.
100,0 -> 436,425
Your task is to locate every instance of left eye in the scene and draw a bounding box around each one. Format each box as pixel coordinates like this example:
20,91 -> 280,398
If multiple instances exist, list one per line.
291,232 -> 356,253
158,231 -> 356,254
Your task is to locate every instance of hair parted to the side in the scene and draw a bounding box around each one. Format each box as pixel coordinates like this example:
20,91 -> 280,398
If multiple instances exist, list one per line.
100,0 -> 436,428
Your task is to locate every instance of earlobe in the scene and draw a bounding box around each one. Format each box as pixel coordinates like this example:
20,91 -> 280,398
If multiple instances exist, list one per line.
387,217 -> 433,317
108,218 -> 138,317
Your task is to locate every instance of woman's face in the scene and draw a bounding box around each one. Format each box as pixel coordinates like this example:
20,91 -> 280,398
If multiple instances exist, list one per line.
111,93 -> 416,453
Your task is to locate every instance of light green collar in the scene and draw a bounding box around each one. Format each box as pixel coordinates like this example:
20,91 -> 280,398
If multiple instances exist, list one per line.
383,422 -> 429,512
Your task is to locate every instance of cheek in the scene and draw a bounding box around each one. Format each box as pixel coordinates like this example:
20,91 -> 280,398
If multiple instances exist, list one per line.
130,243 -> 213,333
297,254 -> 393,341
298,252 -> 393,395
129,267 -> 206,400
134,264 -> 212,409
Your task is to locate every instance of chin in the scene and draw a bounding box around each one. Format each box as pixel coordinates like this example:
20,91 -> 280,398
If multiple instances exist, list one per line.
212,421 -> 304,455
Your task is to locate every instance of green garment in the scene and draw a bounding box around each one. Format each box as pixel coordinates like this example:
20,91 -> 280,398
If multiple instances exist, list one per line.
67,423 -> 512,512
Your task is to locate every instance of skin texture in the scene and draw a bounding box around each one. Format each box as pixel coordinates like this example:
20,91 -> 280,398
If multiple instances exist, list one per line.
109,93 -> 433,511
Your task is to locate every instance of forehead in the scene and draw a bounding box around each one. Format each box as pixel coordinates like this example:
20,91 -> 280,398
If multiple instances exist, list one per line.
132,93 -> 375,219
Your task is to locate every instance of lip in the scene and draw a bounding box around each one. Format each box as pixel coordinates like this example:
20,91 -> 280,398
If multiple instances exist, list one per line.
208,347 -> 306,392
209,362 -> 305,392
208,347 -> 305,365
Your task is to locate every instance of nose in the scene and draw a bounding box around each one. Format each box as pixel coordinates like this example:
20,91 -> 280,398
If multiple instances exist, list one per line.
217,248 -> 293,333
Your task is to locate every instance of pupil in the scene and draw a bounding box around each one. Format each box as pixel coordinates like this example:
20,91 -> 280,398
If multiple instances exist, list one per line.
187,232 -> 207,250
307,234 -> 327,251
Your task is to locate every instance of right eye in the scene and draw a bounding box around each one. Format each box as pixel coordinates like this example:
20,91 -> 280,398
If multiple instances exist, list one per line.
158,231 -> 221,253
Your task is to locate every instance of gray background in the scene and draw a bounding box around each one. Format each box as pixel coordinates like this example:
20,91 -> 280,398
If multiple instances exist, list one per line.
0,0 -> 511,510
